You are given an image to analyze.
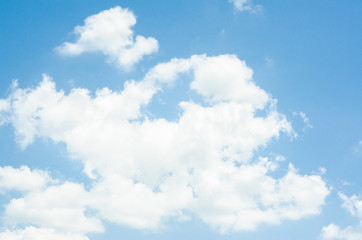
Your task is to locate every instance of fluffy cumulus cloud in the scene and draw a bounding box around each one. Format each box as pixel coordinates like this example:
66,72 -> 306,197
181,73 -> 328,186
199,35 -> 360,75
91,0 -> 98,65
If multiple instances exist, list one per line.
55,6 -> 158,69
0,53 -> 330,238
228,0 -> 262,12
321,193 -> 362,240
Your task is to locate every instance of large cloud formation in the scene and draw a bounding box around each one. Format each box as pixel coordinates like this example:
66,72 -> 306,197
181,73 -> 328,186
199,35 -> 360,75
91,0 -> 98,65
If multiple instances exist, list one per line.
0,53 -> 329,239
55,6 -> 158,69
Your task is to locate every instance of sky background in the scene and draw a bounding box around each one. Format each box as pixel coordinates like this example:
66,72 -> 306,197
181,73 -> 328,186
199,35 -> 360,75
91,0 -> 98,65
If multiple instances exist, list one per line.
0,0 -> 361,239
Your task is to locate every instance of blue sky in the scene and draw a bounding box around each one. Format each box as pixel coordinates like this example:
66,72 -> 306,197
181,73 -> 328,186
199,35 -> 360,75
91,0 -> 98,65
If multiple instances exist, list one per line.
0,0 -> 361,239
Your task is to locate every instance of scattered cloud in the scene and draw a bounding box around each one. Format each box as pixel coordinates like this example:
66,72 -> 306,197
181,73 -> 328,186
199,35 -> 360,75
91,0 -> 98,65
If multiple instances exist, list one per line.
319,167 -> 327,175
264,57 -> 274,67
274,154 -> 286,162
321,193 -> 362,240
0,54 -> 329,236
294,111 -> 313,131
55,6 -> 158,69
229,0 -> 262,13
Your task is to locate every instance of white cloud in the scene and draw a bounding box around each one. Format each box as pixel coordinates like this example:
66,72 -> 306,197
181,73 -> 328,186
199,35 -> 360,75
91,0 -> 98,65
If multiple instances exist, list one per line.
321,193 -> 362,240
190,162 -> 328,232
4,182 -> 104,234
55,6 -> 158,69
229,0 -> 262,13
0,227 -> 90,240
339,193 -> 362,218
190,55 -> 268,106
0,167 -> 104,235
0,54 -> 329,233
321,224 -> 362,240
0,166 -> 52,193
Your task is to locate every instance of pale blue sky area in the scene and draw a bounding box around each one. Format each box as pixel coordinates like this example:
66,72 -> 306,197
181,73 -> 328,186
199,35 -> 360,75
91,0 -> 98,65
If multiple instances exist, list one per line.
0,1 -> 361,239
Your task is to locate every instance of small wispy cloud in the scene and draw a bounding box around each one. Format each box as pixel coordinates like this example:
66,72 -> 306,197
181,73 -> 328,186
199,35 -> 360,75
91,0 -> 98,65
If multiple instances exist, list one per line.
294,111 -> 313,131
228,0 -> 262,13
264,57 -> 274,67
354,140 -> 362,153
